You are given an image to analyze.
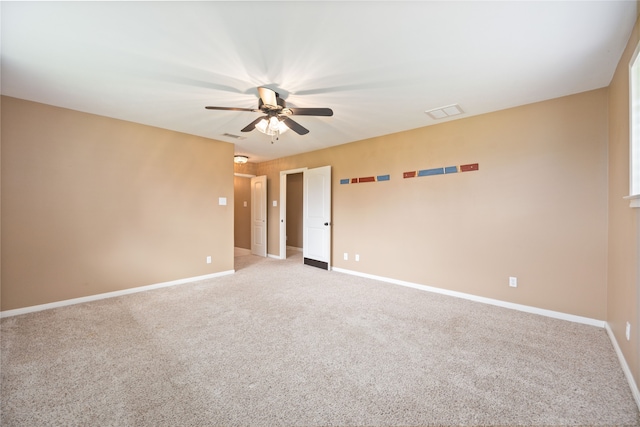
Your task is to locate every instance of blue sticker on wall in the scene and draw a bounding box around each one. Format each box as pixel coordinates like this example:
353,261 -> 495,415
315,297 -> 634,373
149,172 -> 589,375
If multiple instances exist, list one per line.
444,166 -> 458,174
418,168 -> 445,177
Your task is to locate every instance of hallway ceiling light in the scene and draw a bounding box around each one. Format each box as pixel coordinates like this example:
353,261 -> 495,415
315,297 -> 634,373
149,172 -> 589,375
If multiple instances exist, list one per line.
234,155 -> 249,164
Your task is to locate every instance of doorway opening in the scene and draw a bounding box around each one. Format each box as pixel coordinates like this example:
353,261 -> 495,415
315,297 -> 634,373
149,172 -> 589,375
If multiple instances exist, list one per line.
279,168 -> 307,259
233,172 -> 267,263
285,172 -> 304,257
233,174 -> 252,257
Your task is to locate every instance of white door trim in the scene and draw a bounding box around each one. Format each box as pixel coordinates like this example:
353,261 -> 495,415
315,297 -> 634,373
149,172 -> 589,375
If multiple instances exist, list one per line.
251,175 -> 267,257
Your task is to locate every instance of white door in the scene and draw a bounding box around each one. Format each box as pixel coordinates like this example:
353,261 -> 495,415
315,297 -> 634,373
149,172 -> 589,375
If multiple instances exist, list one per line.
251,175 -> 267,257
303,166 -> 331,269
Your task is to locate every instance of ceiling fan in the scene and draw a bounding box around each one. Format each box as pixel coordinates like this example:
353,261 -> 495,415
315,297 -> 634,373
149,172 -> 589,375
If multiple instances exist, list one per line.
205,87 -> 333,141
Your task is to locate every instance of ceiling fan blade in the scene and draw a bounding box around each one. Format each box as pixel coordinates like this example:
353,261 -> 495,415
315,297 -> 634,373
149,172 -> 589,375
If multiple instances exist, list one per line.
241,116 -> 267,132
287,107 -> 333,117
205,106 -> 258,112
282,117 -> 309,135
257,87 -> 278,108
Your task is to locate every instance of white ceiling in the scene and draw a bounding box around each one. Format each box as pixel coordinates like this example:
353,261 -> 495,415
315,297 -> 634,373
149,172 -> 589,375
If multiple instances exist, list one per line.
1,1 -> 637,163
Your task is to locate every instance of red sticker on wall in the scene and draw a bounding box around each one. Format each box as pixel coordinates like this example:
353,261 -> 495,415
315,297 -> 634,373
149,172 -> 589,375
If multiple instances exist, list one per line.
460,163 -> 479,172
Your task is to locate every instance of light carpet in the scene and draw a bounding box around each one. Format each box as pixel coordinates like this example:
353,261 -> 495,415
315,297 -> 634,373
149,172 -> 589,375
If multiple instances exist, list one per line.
1,252 -> 639,426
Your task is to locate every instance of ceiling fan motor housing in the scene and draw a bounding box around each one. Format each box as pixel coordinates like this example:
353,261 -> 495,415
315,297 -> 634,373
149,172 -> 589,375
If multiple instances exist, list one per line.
258,94 -> 286,112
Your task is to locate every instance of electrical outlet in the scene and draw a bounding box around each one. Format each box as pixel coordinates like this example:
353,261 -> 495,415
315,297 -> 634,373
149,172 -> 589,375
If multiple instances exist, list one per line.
355,254 -> 360,262
626,322 -> 631,341
343,253 -> 348,261
206,256 -> 212,264
509,276 -> 518,288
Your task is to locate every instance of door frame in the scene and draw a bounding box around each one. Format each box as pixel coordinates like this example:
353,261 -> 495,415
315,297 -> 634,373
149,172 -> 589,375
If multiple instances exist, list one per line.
251,175 -> 267,257
279,167 -> 308,259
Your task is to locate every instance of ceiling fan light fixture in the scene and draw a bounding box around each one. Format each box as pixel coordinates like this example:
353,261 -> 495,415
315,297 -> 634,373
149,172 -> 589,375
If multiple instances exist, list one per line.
206,86 -> 330,138
278,121 -> 289,134
256,117 -> 289,136
267,116 -> 280,134
234,155 -> 249,164
254,118 -> 268,134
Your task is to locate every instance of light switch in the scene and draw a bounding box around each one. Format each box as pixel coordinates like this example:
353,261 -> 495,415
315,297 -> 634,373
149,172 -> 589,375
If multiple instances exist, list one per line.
218,197 -> 227,206
273,200 -> 278,207
243,201 -> 247,207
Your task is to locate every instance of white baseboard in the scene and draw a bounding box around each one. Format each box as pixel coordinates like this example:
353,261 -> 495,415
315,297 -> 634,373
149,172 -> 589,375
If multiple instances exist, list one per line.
0,270 -> 235,318
605,323 -> 640,411
268,254 -> 283,260
332,267 -> 605,328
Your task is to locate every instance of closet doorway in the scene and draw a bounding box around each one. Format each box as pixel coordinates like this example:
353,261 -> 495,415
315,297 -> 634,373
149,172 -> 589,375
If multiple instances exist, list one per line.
233,174 -> 253,257
279,168 -> 306,259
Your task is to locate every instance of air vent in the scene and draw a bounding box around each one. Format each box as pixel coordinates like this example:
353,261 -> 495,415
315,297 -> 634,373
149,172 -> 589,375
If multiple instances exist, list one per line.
222,133 -> 246,140
425,104 -> 464,120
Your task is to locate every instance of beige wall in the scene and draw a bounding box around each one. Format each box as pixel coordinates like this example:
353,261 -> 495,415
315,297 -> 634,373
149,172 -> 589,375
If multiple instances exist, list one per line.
233,161 -> 257,177
286,173 -> 303,249
607,15 -> 640,388
258,89 -> 609,321
1,96 -> 235,311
